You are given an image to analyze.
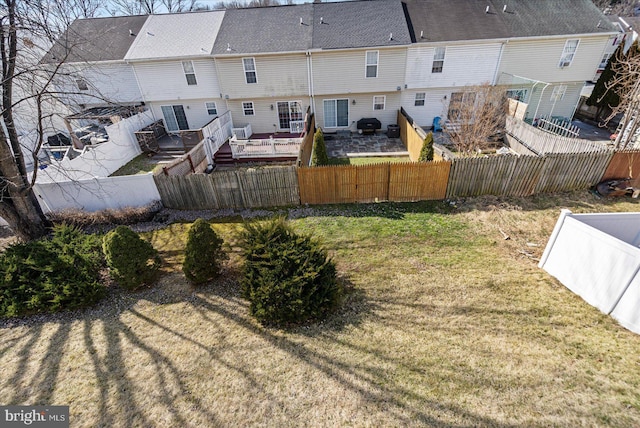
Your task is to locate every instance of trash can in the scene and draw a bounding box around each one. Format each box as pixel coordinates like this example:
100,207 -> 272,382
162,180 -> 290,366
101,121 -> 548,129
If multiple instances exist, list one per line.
387,124 -> 400,138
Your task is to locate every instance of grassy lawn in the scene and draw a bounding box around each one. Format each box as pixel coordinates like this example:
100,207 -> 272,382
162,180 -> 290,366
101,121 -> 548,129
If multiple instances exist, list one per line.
328,156 -> 411,165
2,192 -> 640,426
110,154 -> 161,176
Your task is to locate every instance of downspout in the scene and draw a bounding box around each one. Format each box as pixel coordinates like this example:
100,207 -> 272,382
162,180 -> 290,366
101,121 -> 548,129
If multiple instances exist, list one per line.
213,57 -> 230,114
308,51 -> 315,115
128,61 -> 151,119
491,40 -> 508,85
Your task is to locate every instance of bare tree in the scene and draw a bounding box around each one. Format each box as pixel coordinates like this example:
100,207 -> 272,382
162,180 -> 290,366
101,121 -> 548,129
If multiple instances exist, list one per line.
601,42 -> 640,148
160,0 -> 202,12
443,83 -> 508,156
108,0 -> 159,15
0,0 -> 109,240
594,0 -> 640,15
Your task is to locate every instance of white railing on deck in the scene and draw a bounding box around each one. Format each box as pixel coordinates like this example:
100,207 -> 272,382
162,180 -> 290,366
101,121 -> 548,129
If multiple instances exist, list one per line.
229,135 -> 301,159
202,111 -> 233,163
537,116 -> 580,138
290,120 -> 305,134
232,124 -> 252,140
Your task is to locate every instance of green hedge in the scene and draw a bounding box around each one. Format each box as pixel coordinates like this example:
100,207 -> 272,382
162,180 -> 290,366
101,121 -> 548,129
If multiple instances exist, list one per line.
103,226 -> 161,290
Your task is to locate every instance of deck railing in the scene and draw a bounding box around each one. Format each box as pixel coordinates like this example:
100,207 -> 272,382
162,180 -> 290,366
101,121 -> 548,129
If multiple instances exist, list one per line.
229,135 -> 301,158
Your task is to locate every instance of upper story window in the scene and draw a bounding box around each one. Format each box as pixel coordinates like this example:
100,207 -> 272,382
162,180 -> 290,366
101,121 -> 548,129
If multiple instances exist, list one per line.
243,58 -> 257,84
76,78 -> 88,91
205,102 -> 217,115
365,51 -> 378,78
182,61 -> 197,85
243,101 -> 255,116
558,39 -> 579,68
432,47 -> 445,73
373,95 -> 385,110
414,92 -> 426,106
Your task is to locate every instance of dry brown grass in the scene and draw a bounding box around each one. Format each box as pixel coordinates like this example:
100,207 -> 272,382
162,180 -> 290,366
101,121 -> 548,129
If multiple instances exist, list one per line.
2,191 -> 640,427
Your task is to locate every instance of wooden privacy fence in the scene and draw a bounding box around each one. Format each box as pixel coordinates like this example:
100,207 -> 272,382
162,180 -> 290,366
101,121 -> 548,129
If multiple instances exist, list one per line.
159,141 -> 208,176
446,151 -> 613,198
602,150 -> 640,187
398,109 -> 427,162
506,116 -> 608,155
298,161 -> 450,205
154,165 -> 299,209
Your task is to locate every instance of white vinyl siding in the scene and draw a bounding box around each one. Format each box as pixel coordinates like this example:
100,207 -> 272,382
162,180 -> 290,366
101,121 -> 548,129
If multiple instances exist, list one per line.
405,43 -> 502,89
227,98 -> 307,134
312,48 -> 406,94
432,47 -> 445,73
373,95 -> 385,110
558,39 -> 579,68
499,36 -> 609,83
62,63 -> 143,107
550,85 -> 567,101
415,92 -> 425,106
182,60 -> 197,85
524,82 -> 583,119
366,51 -> 378,78
323,99 -> 349,128
401,89 -> 450,128
205,102 -> 217,115
216,54 -> 308,99
133,59 -> 220,102
149,99 -> 226,131
243,57 -> 257,84
242,101 -> 255,116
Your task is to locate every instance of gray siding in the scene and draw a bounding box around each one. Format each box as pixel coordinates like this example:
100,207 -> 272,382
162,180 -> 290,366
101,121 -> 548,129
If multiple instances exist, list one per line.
229,98 -> 311,134
133,59 -> 221,102
314,92 -> 401,132
312,48 -> 407,95
216,54 -> 309,100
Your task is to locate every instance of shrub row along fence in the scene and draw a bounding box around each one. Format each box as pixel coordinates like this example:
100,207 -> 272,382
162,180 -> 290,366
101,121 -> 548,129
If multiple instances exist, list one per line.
298,162 -> 451,204
153,165 -> 299,210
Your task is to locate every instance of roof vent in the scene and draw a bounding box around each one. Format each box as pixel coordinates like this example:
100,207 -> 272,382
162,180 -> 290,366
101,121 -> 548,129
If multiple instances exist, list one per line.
388,32 -> 393,41
485,5 -> 490,13
146,31 -> 155,37
420,30 -> 424,39
300,17 -> 304,25
129,29 -> 136,36
597,20 -> 602,28
226,43 -> 232,52
503,4 -> 507,12
320,17 -> 324,24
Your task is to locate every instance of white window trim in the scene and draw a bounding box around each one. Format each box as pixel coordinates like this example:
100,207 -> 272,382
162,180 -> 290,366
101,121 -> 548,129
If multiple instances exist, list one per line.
205,101 -> 217,115
323,98 -> 349,128
373,95 -> 386,110
365,50 -> 379,78
415,92 -> 426,106
243,57 -> 257,84
432,47 -> 446,73
598,53 -> 612,70
558,39 -> 579,68
242,101 -> 255,116
182,60 -> 197,85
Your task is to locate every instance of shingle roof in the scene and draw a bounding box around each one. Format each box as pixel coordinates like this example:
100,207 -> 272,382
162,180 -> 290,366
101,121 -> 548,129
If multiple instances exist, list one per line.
404,0 -> 617,43
41,15 -> 148,63
312,0 -> 412,49
211,4 -> 313,55
125,11 -> 225,60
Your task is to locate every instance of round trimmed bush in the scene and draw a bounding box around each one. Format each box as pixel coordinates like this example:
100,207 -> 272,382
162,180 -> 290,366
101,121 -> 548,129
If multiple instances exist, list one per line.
0,225 -> 106,317
102,226 -> 161,290
183,219 -> 228,284
240,218 -> 341,326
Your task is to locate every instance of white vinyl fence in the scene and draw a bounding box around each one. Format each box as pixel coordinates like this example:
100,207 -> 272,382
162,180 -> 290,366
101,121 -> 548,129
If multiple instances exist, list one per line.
539,210 -> 640,335
37,109 -> 155,182
33,173 -> 161,213
202,111 -> 234,163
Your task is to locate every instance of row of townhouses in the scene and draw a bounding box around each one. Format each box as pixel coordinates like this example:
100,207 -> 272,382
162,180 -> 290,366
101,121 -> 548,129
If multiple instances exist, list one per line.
43,0 -> 619,137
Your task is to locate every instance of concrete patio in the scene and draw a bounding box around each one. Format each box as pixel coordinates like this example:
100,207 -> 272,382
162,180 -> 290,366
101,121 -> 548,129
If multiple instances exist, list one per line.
324,132 -> 408,158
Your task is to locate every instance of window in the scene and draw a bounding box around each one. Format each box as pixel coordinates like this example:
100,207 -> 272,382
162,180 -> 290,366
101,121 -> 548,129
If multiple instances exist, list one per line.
432,47 -> 445,73
598,53 -> 612,70
550,85 -> 567,101
277,101 -> 303,130
373,95 -> 385,110
365,51 -> 378,78
323,99 -> 349,127
506,88 -> 529,102
414,92 -> 426,106
558,39 -> 579,68
182,61 -> 197,85
242,101 -> 254,116
243,58 -> 257,84
76,78 -> 88,91
161,105 -> 189,131
205,102 -> 217,115
447,92 -> 476,121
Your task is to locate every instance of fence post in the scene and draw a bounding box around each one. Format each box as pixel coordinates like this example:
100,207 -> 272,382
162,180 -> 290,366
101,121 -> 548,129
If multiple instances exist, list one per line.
187,154 -> 195,173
